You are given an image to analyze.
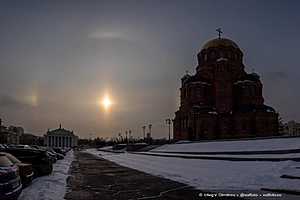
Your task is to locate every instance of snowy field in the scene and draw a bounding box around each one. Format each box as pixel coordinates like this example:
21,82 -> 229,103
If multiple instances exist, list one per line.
19,150 -> 74,200
86,138 -> 300,196
152,137 -> 300,153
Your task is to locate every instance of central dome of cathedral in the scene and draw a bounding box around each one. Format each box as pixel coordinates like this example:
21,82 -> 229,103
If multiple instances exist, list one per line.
202,38 -> 239,50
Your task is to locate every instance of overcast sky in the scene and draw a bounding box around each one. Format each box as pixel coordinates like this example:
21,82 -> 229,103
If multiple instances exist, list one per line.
0,0 -> 299,139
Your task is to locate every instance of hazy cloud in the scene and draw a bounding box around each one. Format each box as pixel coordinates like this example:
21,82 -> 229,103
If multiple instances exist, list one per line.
264,71 -> 288,81
0,95 -> 27,109
88,30 -> 129,41
0,1 -> 299,138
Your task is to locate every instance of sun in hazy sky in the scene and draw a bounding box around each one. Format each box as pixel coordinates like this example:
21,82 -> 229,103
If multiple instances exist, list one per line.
100,94 -> 113,112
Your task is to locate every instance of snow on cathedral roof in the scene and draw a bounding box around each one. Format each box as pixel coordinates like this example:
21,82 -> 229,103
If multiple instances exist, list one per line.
202,38 -> 240,50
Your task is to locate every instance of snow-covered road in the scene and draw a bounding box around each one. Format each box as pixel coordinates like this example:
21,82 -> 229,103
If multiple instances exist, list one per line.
19,150 -> 74,200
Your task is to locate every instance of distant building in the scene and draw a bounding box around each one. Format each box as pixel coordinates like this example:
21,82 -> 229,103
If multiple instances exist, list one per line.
173,35 -> 279,140
20,133 -> 42,145
8,126 -> 24,135
44,124 -> 78,148
0,119 -> 23,144
0,130 -> 19,144
8,126 -> 24,144
285,121 -> 300,136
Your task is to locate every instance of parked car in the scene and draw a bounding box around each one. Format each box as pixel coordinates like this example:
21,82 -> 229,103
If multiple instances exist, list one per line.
7,145 -> 31,149
46,151 -> 57,163
55,152 -> 64,160
29,146 -> 59,162
29,145 -> 40,150
53,147 -> 66,156
3,153 -> 34,187
0,153 -> 22,200
0,144 -> 8,149
1,148 -> 53,176
47,148 -> 64,160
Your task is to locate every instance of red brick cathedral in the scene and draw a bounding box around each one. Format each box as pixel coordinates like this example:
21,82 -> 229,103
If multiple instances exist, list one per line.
173,36 -> 279,140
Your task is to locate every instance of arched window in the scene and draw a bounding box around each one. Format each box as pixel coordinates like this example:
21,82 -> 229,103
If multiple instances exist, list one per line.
234,53 -> 238,60
252,86 -> 256,96
188,88 -> 192,98
209,51 -> 216,60
228,50 -> 234,59
265,120 -> 269,129
225,51 -> 230,58
242,120 -> 247,130
203,86 -> 208,96
220,51 -> 224,58
195,87 -> 201,98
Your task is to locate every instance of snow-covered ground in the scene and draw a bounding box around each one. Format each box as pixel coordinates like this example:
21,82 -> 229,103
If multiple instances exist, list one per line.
152,137 -> 300,153
86,138 -> 300,194
19,150 -> 74,200
137,151 -> 300,159
87,149 -> 300,191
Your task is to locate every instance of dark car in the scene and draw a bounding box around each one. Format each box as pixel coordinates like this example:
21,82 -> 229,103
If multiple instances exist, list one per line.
29,146 -> 59,162
53,148 -> 66,156
54,152 -> 64,160
29,145 -> 41,150
46,151 -> 57,163
0,153 -> 22,200
48,148 -> 64,160
1,148 -> 53,176
3,153 -> 34,187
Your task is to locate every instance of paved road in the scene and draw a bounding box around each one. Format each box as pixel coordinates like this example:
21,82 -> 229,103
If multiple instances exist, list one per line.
65,151 -> 241,200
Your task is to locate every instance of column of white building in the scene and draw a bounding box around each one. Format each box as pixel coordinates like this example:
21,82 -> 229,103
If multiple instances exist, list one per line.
47,135 -> 74,148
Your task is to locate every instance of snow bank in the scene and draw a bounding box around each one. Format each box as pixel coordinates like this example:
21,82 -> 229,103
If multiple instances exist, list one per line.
138,151 -> 300,159
19,150 -> 74,200
153,137 -> 300,153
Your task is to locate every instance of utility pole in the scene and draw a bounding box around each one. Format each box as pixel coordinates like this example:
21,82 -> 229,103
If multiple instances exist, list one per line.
148,124 -> 152,138
128,130 -> 132,143
142,126 -> 146,140
166,118 -> 172,142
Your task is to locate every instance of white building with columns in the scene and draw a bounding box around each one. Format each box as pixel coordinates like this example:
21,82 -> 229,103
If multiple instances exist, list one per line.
44,124 -> 78,148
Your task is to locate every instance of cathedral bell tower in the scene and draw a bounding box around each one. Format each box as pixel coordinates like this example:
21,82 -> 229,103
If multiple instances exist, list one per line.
214,57 -> 233,113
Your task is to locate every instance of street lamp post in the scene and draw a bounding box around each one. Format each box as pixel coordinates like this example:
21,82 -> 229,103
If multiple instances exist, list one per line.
166,119 -> 172,142
125,131 -> 128,145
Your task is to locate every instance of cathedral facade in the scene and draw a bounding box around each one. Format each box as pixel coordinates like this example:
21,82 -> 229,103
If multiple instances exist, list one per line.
173,37 -> 279,140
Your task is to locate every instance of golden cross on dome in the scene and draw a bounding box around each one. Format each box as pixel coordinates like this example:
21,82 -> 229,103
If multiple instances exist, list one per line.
216,28 -> 223,39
